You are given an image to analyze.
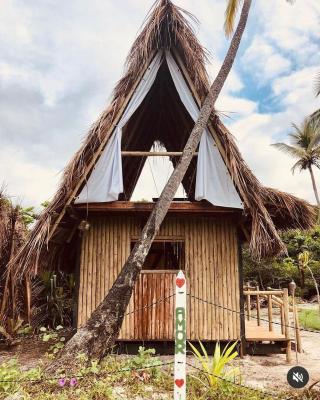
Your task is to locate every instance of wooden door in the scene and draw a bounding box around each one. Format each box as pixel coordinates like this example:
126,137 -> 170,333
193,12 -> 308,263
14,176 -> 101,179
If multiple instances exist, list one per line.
120,270 -> 176,340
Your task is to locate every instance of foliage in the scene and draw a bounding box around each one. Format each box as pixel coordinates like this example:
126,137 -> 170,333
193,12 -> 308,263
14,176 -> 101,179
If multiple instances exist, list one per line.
272,118 -> 320,173
189,341 -> 239,389
0,318 -> 31,346
20,206 -> 38,228
299,308 -> 320,330
40,325 -> 66,356
125,346 -> 163,380
19,201 -> 50,228
31,271 -> 75,328
0,352 -> 318,400
243,227 -> 320,298
0,359 -> 41,395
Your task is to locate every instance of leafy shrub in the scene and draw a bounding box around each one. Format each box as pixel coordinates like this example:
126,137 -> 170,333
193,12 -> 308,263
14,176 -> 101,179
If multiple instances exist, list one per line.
189,341 -> 239,389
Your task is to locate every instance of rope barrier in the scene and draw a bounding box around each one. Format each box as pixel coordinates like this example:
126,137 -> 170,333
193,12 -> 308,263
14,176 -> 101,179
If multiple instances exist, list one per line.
188,294 -> 320,335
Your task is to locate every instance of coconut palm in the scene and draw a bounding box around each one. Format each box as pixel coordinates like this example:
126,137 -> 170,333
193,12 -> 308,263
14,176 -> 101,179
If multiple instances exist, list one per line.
272,119 -> 320,209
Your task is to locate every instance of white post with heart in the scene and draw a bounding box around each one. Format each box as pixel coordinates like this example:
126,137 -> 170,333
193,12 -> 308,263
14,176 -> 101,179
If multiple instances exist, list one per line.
174,270 -> 187,400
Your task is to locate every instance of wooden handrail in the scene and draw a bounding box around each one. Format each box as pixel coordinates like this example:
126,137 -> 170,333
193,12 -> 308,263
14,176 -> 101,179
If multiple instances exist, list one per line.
243,290 -> 284,296
243,286 -> 301,361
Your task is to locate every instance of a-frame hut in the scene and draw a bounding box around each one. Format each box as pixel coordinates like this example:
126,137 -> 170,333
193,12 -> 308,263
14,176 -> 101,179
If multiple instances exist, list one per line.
13,1 -> 315,347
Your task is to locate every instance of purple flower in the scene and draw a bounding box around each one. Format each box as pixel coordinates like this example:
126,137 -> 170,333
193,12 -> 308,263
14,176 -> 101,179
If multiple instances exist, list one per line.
58,378 -> 66,387
70,378 -> 78,387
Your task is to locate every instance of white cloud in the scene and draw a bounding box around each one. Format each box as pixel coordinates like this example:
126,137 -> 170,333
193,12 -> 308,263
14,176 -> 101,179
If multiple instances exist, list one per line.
0,147 -> 59,207
242,37 -> 292,82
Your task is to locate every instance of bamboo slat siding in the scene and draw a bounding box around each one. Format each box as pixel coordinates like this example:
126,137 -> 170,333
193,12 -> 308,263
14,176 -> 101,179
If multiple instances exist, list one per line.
77,215 -> 240,341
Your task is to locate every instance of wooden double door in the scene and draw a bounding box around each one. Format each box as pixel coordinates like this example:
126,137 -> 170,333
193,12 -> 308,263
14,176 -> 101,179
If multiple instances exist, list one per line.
119,270 -> 177,340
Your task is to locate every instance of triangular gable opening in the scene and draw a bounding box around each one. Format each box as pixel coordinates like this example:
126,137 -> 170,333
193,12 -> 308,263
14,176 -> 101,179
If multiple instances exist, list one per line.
131,142 -> 186,201
75,51 -> 243,209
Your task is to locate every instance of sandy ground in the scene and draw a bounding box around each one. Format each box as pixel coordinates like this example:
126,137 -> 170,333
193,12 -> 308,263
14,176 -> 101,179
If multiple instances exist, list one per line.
237,328 -> 320,391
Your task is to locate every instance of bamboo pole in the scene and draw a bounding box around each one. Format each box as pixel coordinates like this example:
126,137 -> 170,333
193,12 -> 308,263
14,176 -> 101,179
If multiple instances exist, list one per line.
294,305 -> 302,353
283,289 -> 292,363
268,295 -> 273,332
256,286 -> 261,326
121,151 -> 198,157
246,293 -> 251,321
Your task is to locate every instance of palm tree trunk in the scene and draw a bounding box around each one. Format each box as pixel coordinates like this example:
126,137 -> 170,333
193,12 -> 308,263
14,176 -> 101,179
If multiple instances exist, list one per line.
306,265 -> 320,315
308,165 -> 320,220
47,0 -> 252,372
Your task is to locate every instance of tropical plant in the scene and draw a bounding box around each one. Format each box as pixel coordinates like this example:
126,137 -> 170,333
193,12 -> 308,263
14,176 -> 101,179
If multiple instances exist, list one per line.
298,251 -> 320,314
189,340 -> 239,388
0,317 -> 31,346
272,118 -> 320,211
40,325 -> 66,356
31,271 -> 74,328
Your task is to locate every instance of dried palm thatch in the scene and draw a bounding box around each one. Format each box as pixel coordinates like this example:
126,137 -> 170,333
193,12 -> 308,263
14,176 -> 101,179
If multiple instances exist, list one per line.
0,189 -> 28,321
11,0 -> 316,279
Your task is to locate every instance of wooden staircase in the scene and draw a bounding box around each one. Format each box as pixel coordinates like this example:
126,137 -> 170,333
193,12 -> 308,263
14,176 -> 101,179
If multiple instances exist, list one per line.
243,287 -> 301,363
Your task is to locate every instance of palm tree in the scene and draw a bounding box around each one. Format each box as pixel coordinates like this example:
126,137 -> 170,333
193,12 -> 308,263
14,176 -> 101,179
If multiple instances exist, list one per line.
272,119 -> 320,209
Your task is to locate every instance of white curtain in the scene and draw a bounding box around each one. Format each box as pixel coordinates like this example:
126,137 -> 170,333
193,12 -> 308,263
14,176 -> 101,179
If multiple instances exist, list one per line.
165,51 -> 243,209
76,50 -> 243,209
75,52 -> 163,204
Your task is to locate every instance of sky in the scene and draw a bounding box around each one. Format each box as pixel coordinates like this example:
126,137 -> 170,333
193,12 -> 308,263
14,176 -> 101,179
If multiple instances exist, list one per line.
0,0 -> 319,207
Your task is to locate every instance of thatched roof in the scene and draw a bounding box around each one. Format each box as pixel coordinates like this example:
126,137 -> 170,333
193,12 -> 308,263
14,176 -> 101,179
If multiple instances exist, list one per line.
12,0 -> 316,277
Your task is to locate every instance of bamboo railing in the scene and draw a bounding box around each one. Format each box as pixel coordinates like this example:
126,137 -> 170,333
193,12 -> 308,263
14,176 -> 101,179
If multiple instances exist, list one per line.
243,286 -> 302,363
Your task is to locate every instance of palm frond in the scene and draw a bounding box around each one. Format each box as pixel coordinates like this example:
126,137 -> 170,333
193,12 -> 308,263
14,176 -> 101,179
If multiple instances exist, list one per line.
309,109 -> 320,130
291,159 -> 305,174
271,142 -> 306,159
224,0 -> 241,38
315,71 -> 320,97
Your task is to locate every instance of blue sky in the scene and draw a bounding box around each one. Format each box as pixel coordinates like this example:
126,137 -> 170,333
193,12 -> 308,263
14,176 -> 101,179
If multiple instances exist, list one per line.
0,0 -> 319,206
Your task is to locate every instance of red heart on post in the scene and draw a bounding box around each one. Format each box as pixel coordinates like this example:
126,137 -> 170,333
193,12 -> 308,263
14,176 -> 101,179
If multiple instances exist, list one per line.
176,278 -> 185,288
175,379 -> 185,388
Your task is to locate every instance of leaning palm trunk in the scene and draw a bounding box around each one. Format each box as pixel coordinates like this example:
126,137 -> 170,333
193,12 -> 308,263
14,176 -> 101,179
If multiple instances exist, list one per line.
47,0 -> 252,372
306,264 -> 320,315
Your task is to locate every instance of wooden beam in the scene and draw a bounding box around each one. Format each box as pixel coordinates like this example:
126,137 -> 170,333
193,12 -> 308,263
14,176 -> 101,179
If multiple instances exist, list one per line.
74,201 -> 243,214
121,151 -> 198,157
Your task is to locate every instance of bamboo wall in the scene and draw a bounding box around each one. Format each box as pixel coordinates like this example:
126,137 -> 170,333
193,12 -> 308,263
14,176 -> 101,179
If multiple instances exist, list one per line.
77,215 -> 240,341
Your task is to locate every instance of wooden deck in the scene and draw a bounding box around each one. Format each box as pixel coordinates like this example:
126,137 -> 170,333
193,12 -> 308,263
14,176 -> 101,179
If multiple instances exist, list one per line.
245,321 -> 287,342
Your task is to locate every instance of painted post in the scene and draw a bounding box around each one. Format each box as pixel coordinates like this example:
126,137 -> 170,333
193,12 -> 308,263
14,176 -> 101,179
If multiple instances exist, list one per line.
174,270 -> 187,400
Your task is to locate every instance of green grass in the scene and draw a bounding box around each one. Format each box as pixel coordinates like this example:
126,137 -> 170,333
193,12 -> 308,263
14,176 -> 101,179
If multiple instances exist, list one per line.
299,308 -> 320,330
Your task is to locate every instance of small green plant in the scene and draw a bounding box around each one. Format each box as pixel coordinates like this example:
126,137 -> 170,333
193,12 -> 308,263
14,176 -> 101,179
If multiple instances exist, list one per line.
0,318 -> 32,346
40,325 -> 66,356
189,341 -> 239,388
0,359 -> 20,394
125,347 -> 162,381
